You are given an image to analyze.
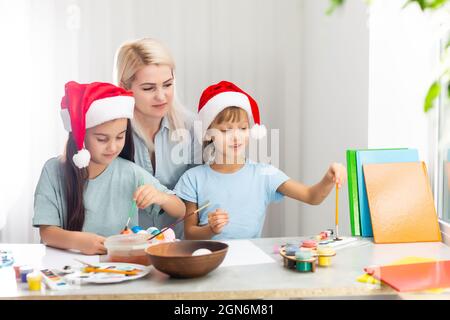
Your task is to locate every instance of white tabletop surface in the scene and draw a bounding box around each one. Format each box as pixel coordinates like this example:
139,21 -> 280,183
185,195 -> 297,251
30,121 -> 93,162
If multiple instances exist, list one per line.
2,237 -> 450,300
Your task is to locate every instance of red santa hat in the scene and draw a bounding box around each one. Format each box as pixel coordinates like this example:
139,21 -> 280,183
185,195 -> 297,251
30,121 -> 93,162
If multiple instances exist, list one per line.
60,81 -> 135,169
197,80 -> 267,142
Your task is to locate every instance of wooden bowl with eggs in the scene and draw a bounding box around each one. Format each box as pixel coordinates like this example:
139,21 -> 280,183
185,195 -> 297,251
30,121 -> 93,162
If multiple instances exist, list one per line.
145,240 -> 228,278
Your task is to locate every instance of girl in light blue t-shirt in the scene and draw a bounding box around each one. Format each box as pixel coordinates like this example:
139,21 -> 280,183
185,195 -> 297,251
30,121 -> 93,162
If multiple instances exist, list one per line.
33,82 -> 185,255
174,81 -> 347,240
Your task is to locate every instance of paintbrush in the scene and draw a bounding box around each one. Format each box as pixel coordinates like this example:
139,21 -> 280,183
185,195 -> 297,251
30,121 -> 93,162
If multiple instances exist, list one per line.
123,177 -> 144,232
82,267 -> 139,276
75,259 -> 139,275
334,183 -> 342,241
147,201 -> 211,241
74,258 -> 97,268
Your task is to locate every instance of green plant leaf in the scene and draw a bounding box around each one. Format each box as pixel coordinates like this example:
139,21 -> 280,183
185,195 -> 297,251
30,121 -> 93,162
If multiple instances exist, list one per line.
428,0 -> 448,9
403,0 -> 449,11
424,81 -> 441,112
447,82 -> 450,99
326,0 -> 345,15
403,0 -> 449,10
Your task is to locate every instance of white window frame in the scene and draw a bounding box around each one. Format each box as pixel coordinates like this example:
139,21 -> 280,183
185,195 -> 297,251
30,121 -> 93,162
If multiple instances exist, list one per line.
437,31 -> 450,245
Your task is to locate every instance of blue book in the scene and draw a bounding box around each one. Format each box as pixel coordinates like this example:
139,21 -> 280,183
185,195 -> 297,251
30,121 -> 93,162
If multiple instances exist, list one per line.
356,149 -> 419,237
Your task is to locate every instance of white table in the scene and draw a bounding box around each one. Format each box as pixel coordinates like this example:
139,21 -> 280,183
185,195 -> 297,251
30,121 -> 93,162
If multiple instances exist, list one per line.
2,237 -> 450,300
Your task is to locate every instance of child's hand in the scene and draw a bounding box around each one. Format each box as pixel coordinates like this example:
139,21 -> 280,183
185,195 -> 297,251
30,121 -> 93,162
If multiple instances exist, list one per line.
326,162 -> 347,188
77,232 -> 106,255
134,185 -> 168,209
208,209 -> 229,234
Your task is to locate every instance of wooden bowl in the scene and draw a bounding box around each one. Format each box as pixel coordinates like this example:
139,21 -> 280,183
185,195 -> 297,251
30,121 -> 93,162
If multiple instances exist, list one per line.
145,240 -> 228,278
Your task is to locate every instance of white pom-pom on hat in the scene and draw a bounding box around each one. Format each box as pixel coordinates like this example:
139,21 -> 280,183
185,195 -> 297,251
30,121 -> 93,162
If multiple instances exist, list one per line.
251,123 -> 267,140
72,148 -> 91,169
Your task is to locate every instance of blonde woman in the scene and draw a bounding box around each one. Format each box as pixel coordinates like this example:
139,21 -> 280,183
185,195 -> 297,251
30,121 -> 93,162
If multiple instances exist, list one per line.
114,38 -> 198,238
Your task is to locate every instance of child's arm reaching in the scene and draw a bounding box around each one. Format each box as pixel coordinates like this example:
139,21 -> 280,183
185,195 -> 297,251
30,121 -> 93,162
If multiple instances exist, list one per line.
184,201 -> 229,240
277,163 -> 347,205
39,225 -> 106,255
134,185 -> 186,218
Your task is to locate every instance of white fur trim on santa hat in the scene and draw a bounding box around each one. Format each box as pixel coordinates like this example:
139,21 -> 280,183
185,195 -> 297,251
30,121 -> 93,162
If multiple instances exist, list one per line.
60,95 -> 134,132
196,91 -> 253,143
72,148 -> 91,168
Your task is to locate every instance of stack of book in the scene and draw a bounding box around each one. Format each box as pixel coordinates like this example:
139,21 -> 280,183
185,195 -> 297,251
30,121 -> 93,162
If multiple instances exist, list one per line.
346,148 -> 441,243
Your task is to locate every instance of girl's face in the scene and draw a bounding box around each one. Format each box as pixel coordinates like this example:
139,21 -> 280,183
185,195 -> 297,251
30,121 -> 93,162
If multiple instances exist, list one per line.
208,118 -> 250,164
84,118 -> 128,166
130,64 -> 174,120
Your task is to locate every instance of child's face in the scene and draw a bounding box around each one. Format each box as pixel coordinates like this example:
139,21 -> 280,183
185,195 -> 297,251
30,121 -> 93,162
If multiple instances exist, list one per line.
208,119 -> 249,163
130,64 -> 174,120
84,118 -> 128,166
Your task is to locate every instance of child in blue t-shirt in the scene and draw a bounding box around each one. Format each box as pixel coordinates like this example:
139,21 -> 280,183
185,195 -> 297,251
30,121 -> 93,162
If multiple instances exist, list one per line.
33,81 -> 185,255
174,81 -> 346,240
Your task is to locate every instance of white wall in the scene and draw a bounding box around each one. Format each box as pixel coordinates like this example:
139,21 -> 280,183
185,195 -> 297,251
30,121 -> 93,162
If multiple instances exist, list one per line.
0,0 -> 305,242
368,0 -> 441,194
294,0 -> 370,236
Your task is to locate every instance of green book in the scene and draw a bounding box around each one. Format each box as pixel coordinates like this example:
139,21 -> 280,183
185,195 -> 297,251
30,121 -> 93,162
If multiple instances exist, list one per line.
346,147 -> 408,237
346,150 -> 361,236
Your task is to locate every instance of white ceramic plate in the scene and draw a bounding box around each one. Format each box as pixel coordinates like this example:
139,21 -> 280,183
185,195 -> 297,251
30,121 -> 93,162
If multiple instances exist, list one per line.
64,262 -> 151,284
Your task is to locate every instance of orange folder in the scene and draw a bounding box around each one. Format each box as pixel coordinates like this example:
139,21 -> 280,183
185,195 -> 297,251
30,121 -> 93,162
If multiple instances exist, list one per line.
363,162 -> 441,244
364,260 -> 450,292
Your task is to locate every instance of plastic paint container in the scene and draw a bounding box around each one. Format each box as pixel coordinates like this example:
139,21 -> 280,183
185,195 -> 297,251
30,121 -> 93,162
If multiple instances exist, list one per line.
19,266 -> 33,283
285,245 -> 298,256
105,234 -> 151,266
301,240 -> 317,250
317,246 -> 335,267
13,265 -> 21,279
273,245 -> 280,254
295,250 -> 312,272
26,272 -> 42,291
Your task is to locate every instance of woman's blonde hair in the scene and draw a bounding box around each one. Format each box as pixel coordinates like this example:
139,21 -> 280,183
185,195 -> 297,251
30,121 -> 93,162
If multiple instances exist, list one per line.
114,38 -> 190,151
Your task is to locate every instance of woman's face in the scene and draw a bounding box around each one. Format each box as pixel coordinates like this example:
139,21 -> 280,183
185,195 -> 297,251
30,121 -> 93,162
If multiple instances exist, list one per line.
84,118 -> 128,166
130,64 -> 174,120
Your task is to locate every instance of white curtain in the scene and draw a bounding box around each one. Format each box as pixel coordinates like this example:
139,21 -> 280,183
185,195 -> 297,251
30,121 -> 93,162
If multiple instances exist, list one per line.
0,0 -> 304,243
0,0 -> 65,243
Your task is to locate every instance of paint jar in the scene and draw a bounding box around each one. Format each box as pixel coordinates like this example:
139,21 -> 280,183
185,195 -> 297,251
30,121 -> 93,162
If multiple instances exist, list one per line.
105,234 -> 151,266
13,265 -> 21,280
20,266 -> 34,283
285,258 -> 296,269
301,240 -> 317,250
285,245 -> 299,256
295,250 -> 312,272
26,272 -> 42,291
273,245 -> 280,254
317,246 -> 335,267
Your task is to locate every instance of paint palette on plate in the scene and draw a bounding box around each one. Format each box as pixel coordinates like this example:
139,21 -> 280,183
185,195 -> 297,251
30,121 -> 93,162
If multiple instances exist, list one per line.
64,262 -> 151,284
